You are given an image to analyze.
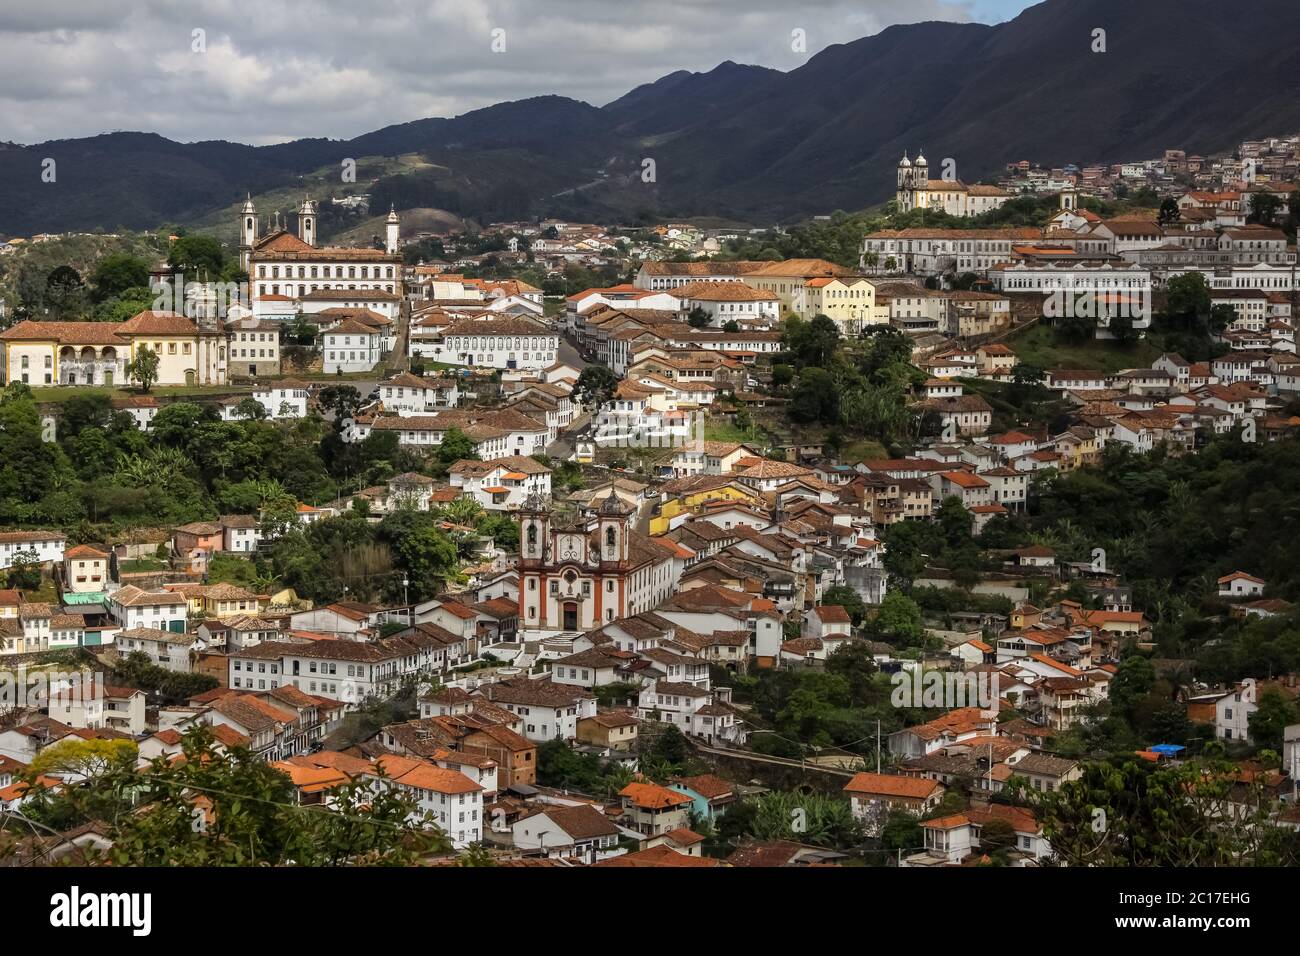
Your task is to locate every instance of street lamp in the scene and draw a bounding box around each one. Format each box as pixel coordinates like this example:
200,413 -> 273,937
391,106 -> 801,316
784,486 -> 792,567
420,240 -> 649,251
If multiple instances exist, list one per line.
403,576 -> 410,610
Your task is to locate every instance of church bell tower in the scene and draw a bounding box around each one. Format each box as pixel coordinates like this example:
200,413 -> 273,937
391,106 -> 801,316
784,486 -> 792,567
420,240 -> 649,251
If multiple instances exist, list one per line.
238,194 -> 258,272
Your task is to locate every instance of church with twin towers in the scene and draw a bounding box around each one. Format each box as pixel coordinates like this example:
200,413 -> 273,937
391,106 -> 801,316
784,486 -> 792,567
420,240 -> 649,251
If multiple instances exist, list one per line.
895,150 -> 1012,218
237,195 -> 405,322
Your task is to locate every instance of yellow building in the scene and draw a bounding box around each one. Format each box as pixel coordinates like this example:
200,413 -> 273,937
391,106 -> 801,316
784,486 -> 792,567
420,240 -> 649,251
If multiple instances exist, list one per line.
0,311 -> 228,388
118,311 -> 227,387
804,277 -> 890,333
162,583 -> 209,617
649,479 -> 763,535
200,583 -> 264,619
740,259 -> 885,332
0,321 -> 123,387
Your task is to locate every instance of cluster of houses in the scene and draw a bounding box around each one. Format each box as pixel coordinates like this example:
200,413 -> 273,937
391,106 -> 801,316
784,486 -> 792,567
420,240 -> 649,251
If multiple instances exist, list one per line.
866,151 -> 1299,342
7,157 -> 1300,864
998,138 -> 1300,203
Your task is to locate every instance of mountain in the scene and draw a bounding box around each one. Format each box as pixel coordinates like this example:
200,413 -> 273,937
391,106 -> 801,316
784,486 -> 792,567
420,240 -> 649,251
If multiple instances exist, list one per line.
3,0 -> 1300,236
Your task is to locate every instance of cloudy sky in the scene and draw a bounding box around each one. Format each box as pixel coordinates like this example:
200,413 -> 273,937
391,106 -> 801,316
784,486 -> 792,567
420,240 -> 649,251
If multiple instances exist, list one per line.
1,0 -> 1037,146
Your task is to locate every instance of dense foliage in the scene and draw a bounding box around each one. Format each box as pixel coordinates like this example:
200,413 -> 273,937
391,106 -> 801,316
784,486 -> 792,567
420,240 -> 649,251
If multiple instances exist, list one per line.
7,727 -> 448,866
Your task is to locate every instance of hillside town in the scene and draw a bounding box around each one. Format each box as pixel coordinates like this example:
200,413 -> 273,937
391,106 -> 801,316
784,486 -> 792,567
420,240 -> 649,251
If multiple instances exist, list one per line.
1,128 -> 1299,876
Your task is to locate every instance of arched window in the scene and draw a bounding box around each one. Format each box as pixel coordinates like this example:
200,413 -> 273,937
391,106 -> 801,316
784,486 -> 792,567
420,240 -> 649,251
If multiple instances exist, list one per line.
605,526 -> 616,551
527,523 -> 538,547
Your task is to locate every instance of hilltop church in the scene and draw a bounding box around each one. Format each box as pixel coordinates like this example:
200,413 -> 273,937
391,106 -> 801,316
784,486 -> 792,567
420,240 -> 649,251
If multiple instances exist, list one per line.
896,151 -> 1012,218
239,197 -> 405,322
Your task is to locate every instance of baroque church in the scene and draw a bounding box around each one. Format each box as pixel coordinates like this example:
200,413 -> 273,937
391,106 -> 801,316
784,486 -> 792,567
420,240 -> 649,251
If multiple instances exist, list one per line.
238,196 -> 404,320
896,150 -> 1012,217
516,491 -> 679,635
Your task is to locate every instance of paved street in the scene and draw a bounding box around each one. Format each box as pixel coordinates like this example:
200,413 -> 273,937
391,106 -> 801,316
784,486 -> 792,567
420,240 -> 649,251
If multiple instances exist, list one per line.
558,332 -> 588,371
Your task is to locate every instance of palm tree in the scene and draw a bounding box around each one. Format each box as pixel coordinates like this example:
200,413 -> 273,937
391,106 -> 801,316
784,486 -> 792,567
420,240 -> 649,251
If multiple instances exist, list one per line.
114,452 -> 165,487
433,497 -> 485,529
252,571 -> 281,594
601,763 -> 636,800
1165,480 -> 1194,521
253,478 -> 291,506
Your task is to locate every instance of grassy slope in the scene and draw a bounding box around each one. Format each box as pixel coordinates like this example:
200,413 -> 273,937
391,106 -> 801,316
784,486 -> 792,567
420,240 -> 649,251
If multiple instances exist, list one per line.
184,153 -> 452,241
0,233 -> 168,308
1007,323 -> 1163,373
30,384 -> 251,403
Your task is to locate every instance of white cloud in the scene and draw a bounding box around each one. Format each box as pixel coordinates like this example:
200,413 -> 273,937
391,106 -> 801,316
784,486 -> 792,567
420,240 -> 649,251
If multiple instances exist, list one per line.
0,0 -> 1006,145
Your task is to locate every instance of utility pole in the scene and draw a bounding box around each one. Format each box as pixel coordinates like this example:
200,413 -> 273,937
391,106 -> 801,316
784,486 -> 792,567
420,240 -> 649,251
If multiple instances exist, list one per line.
876,719 -> 881,774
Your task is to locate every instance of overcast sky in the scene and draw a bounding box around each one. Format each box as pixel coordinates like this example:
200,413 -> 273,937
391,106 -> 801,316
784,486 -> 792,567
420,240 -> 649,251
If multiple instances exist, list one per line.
0,0 -> 1037,146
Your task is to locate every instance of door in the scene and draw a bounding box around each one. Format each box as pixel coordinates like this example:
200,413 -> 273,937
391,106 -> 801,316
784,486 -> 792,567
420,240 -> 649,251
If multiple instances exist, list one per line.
562,602 -> 578,631
103,369 -> 113,386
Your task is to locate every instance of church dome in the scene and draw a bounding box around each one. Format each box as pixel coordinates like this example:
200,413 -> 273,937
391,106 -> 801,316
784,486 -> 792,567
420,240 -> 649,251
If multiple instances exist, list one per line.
915,151 -> 929,167
899,152 -> 912,168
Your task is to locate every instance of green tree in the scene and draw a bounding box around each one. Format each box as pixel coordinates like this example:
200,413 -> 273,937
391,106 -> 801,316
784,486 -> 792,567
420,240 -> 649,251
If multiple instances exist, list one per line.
111,728 -> 446,865
1248,192 -> 1281,227
5,548 -> 42,590
872,592 -> 924,644
881,809 -> 923,855
1157,197 -> 1181,226
783,313 -> 840,369
44,265 -> 87,320
1023,758 -> 1294,866
318,384 -> 362,422
168,234 -> 225,278
126,346 -> 161,392
91,253 -> 151,302
1248,686 -> 1298,752
381,512 -> 460,599
576,364 -> 619,407
1163,272 -> 1212,329
234,396 -> 268,420
435,427 -> 478,467
789,367 -> 839,425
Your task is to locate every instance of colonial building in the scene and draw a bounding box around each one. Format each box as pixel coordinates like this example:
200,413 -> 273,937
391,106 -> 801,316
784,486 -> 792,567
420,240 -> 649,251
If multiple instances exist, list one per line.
242,196 -> 403,318
427,316 -> 560,371
516,491 -> 677,635
895,151 -> 1011,217
1,311 -> 228,387
322,318 -> 383,373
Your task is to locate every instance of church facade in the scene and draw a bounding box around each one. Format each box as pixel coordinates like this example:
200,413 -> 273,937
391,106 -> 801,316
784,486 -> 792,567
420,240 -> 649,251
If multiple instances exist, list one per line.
896,151 -> 1011,218
241,197 -> 404,319
516,492 -> 678,635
